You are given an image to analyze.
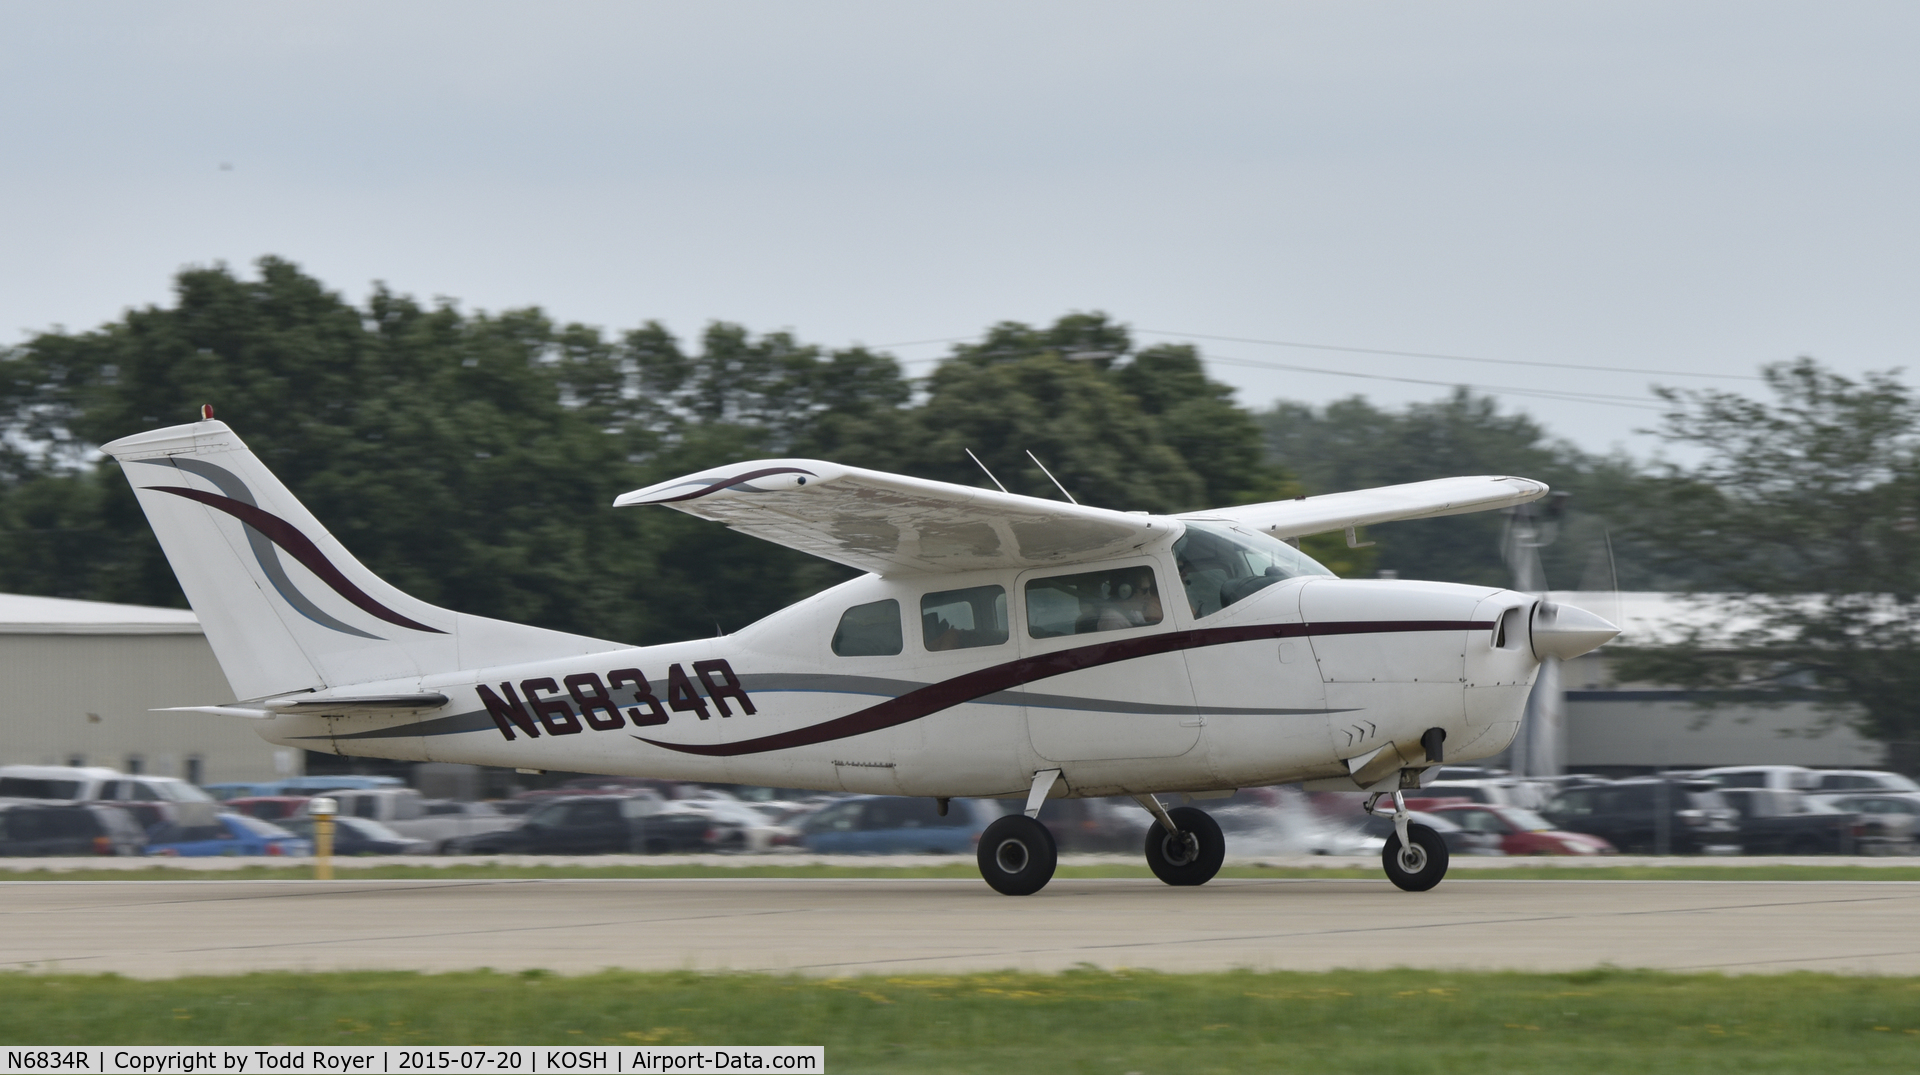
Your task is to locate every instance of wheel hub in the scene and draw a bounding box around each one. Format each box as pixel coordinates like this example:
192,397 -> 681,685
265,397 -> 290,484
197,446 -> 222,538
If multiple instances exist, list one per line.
1160,830 -> 1199,867
1396,842 -> 1428,874
994,838 -> 1030,874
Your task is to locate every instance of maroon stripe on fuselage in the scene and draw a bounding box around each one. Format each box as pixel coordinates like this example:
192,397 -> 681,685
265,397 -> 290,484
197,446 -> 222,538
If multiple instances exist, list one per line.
636,618 -> 1488,757
148,486 -> 446,634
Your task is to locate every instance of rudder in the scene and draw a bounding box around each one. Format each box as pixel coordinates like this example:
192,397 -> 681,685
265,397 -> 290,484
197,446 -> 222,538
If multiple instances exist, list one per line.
103,418 -> 624,701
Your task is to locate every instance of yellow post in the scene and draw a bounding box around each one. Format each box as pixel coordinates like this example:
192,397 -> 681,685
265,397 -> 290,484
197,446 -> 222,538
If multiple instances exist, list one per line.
309,796 -> 337,880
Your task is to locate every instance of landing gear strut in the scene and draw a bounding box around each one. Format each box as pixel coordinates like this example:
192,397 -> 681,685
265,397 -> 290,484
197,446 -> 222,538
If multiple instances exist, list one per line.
1367,789 -> 1449,892
1135,794 -> 1226,886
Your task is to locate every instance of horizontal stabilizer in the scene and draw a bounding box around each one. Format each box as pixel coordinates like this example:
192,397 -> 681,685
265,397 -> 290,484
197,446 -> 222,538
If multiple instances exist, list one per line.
264,693 -> 451,715
154,705 -> 275,719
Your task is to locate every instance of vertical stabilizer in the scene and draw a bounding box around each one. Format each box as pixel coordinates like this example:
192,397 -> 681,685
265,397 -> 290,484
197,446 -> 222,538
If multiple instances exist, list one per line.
102,419 -> 625,700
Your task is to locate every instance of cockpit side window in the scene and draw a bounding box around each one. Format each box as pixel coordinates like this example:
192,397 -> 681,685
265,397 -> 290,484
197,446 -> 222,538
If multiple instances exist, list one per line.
921,586 -> 1009,651
1025,566 -> 1164,638
831,599 -> 903,657
1173,521 -> 1335,618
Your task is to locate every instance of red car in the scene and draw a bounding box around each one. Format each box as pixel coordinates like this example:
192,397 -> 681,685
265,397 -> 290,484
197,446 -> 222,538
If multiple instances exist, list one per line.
1427,803 -> 1615,856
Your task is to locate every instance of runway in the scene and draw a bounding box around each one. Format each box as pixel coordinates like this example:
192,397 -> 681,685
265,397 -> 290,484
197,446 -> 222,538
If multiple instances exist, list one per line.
5,878 -> 1916,979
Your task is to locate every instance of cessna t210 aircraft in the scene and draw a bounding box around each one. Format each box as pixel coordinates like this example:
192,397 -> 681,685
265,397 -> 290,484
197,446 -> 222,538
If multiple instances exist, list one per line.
104,415 -> 1617,895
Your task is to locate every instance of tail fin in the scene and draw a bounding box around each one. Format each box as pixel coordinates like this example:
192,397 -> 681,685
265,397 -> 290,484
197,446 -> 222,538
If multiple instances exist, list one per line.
102,418 -> 625,701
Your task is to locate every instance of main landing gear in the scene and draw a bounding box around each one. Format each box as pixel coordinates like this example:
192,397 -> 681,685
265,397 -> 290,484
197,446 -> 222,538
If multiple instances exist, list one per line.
1135,794 -> 1225,887
976,772 -> 1230,896
1368,789 -> 1450,892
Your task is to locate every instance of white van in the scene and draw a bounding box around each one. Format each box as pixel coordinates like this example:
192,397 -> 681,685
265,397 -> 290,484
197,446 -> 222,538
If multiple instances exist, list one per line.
1692,765 -> 1820,791
0,765 -> 218,827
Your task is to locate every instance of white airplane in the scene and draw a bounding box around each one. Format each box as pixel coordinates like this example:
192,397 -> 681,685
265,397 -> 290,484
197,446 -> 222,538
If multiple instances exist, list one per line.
103,415 -> 1617,894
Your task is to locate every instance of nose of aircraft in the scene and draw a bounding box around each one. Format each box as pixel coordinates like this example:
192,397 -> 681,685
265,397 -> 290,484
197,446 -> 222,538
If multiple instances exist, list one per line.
1530,601 -> 1620,661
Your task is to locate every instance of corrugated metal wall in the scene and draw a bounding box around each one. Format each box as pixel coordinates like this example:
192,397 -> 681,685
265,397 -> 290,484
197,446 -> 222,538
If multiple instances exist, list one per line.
0,634 -> 296,782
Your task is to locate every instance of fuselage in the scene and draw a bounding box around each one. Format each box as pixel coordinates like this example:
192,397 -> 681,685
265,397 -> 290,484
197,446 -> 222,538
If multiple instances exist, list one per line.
262,525 -> 1541,801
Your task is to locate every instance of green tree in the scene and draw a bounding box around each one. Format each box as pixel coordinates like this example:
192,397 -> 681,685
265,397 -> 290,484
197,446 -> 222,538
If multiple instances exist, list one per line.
1260,389 -> 1658,590
1613,359 -> 1920,753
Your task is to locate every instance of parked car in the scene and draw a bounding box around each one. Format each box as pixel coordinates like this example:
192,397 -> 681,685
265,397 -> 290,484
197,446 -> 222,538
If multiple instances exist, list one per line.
0,801 -> 146,856
1810,792 -> 1920,853
282,815 -> 431,855
0,766 -> 219,831
225,796 -> 311,821
1542,779 -> 1742,854
1693,765 -> 1820,791
146,814 -> 310,857
202,775 -> 405,800
1805,770 -> 1920,795
326,788 -> 523,851
1036,797 -> 1150,852
800,796 -> 1000,854
97,776 -> 220,830
0,764 -> 123,800
1424,803 -> 1616,856
1360,809 -> 1503,857
655,798 -> 793,852
1715,788 -> 1859,855
1420,778 -> 1544,809
447,794 -> 706,854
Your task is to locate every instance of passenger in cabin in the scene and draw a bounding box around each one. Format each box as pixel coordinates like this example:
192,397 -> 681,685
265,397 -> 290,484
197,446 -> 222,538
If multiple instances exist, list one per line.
1096,569 -> 1162,630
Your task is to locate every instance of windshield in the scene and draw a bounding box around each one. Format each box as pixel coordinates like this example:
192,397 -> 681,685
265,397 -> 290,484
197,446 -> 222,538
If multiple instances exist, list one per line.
1173,522 -> 1334,618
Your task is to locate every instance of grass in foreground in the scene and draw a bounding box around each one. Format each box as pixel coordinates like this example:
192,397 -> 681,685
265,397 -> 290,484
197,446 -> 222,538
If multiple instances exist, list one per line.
4,862 -> 1920,882
4,968 -> 1919,1073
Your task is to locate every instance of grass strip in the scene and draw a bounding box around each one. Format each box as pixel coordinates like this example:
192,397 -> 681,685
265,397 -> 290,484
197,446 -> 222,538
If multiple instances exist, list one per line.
3,862 -> 1920,882
5,967 -> 1919,1073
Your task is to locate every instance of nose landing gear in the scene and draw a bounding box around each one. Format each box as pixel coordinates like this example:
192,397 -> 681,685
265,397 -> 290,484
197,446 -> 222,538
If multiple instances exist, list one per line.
1368,789 -> 1450,892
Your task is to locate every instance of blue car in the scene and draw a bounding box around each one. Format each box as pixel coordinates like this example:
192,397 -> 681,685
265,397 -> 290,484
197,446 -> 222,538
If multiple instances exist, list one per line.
800,795 -> 1002,854
147,813 -> 312,857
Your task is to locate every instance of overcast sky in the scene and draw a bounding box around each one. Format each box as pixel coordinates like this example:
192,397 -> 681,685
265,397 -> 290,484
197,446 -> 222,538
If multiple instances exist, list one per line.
4,2 -> 1916,455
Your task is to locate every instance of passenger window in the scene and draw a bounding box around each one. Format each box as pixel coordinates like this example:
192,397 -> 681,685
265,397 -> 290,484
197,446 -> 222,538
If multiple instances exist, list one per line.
832,599 -> 904,657
1025,567 -> 1164,639
921,586 -> 1009,651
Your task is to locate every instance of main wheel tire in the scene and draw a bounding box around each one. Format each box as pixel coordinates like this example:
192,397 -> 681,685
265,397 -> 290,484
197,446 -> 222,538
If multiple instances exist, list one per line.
1144,806 -> 1226,887
1383,822 -> 1451,892
977,815 -> 1058,896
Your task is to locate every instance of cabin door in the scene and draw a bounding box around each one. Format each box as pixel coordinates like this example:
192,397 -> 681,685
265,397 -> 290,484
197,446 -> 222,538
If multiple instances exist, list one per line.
1016,557 -> 1201,763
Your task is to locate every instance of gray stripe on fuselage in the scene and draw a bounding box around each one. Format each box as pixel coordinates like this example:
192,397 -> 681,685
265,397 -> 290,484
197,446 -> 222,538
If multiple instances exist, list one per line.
287,671 -> 1341,741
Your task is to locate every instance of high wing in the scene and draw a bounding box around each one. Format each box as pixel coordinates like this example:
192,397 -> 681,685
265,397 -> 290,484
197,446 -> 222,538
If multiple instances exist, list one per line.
613,459 -> 1168,575
1182,475 -> 1549,539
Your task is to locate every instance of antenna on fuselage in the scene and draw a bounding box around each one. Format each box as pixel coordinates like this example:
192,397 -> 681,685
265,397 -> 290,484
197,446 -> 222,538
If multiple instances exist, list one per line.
965,449 -> 1009,493
1025,450 -> 1079,505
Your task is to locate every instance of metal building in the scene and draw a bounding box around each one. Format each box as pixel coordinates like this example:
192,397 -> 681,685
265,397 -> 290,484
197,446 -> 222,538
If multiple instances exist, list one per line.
0,593 -> 298,784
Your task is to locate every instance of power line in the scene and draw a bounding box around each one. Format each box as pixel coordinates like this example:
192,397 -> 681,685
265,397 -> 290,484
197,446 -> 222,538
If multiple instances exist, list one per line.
1135,329 -> 1766,382
1199,352 -> 1668,412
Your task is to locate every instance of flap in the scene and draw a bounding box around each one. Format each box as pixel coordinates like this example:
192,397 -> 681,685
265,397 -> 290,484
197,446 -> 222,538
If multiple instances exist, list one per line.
614,459 -> 1168,575
1182,475 -> 1549,540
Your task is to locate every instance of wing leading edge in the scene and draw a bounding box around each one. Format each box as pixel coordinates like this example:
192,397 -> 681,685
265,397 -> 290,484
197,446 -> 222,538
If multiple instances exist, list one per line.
614,459 -> 1166,575
1182,475 -> 1550,539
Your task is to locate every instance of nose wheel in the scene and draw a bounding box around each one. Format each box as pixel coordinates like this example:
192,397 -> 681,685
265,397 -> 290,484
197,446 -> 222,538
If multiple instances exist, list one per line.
1369,789 -> 1450,892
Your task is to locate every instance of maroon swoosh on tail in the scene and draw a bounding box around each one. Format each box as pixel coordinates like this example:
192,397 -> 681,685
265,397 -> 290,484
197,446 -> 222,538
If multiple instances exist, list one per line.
637,619 -> 1488,756
645,467 -> 818,503
148,486 -> 447,634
